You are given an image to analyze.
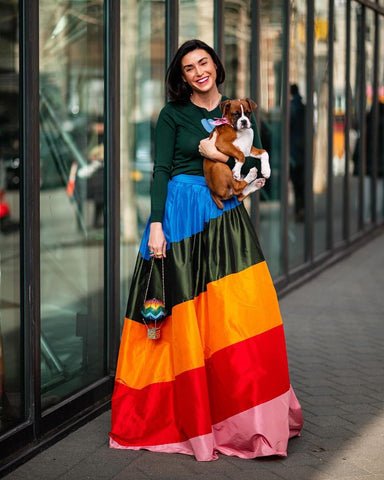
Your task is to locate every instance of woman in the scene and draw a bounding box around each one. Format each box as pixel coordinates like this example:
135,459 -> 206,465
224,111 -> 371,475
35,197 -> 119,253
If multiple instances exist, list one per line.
109,39 -> 303,462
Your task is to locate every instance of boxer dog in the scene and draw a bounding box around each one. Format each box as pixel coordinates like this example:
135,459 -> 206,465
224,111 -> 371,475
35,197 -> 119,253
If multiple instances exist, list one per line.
203,98 -> 270,209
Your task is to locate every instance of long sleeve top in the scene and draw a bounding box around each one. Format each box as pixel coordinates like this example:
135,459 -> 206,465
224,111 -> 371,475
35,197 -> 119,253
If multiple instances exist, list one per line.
150,97 -> 263,223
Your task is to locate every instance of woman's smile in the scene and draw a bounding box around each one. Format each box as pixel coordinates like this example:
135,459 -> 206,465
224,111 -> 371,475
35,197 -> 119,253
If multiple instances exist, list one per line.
181,49 -> 217,92
196,76 -> 209,84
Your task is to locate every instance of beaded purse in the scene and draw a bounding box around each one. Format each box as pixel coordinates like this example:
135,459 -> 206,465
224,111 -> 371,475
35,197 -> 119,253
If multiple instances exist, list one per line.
141,257 -> 167,340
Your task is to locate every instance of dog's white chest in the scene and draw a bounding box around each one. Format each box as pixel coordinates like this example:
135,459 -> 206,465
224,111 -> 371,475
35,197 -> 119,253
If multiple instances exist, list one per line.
233,129 -> 254,156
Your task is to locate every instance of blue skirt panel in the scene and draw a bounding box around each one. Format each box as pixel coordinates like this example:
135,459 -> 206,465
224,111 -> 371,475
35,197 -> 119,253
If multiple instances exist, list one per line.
139,174 -> 241,260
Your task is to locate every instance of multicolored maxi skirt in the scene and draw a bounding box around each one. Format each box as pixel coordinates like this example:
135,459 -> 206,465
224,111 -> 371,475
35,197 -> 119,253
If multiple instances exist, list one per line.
109,174 -> 303,461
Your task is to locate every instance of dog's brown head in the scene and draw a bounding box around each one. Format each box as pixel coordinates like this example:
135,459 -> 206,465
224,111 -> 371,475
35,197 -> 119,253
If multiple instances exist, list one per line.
219,98 -> 257,131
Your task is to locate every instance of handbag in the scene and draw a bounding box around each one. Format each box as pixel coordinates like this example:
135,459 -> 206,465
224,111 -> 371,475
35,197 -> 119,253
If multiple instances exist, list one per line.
141,257 -> 167,340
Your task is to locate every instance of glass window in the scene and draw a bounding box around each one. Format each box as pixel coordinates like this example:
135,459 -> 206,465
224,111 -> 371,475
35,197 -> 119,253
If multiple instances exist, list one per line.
39,0 -> 106,407
179,0 -> 214,46
349,3 -> 362,235
223,1 -> 255,227
258,2 -> 284,278
313,0 -> 329,256
223,1 -> 251,99
289,0 -> 307,269
333,0 -> 346,244
364,8 -> 375,225
378,15 -> 384,222
0,0 -> 23,434
120,1 -> 166,320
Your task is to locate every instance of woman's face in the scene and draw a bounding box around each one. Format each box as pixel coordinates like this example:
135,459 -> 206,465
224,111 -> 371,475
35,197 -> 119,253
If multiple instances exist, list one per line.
181,49 -> 217,95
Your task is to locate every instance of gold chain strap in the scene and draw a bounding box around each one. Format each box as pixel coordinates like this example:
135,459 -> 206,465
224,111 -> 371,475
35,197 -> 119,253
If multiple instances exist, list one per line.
143,257 -> 165,305
142,257 -> 166,340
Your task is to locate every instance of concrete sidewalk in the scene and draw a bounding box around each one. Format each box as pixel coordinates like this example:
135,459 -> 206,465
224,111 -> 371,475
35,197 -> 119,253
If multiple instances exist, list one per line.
5,233 -> 384,480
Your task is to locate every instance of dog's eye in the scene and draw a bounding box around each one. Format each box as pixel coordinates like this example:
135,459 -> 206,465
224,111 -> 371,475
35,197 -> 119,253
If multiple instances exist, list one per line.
245,111 -> 251,116
232,112 -> 241,118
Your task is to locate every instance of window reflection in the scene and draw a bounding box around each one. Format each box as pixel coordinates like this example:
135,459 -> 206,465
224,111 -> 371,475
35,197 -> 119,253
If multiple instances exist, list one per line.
39,0 -> 105,407
333,1 -> 346,244
363,9 -> 375,225
224,1 -> 255,224
258,2 -> 284,278
0,0 -> 22,433
224,1 -> 251,99
313,0 -> 329,256
349,3 -> 362,235
179,0 -> 214,46
378,16 -> 384,222
120,1 -> 166,320
289,0 -> 307,269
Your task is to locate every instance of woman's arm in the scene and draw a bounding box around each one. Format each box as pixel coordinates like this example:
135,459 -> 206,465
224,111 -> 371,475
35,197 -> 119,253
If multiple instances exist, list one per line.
148,222 -> 167,257
150,107 -> 176,223
148,106 -> 177,257
198,132 -> 229,163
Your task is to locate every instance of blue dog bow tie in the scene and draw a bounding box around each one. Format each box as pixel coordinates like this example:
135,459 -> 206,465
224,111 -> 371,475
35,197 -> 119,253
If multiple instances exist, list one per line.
201,118 -> 216,133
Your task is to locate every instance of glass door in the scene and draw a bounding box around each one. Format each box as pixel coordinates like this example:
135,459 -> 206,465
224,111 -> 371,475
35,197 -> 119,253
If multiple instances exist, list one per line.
120,0 -> 166,320
332,0 -> 347,245
0,0 -> 23,434
258,1 -> 285,278
39,0 -> 106,408
349,2 -> 363,235
289,0 -> 307,269
313,0 -> 330,256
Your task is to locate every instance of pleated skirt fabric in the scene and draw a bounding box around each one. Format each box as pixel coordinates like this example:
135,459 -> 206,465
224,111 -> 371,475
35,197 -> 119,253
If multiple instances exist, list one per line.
109,174 -> 303,461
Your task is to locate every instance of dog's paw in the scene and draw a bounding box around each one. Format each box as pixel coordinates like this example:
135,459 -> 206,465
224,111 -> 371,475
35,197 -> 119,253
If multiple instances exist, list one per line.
255,177 -> 266,189
241,176 -> 265,196
261,165 -> 271,179
259,152 -> 271,178
244,167 -> 258,183
232,163 -> 242,181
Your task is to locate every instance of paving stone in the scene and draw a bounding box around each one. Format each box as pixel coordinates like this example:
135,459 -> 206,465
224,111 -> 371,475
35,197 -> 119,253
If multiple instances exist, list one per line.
303,414 -> 355,428
111,467 -> 149,480
125,451 -> 198,478
278,465 -> 334,480
313,454 -> 373,478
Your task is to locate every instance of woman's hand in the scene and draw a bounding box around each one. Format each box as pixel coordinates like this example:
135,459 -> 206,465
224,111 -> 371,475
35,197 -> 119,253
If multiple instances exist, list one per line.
198,132 -> 229,163
148,222 -> 167,258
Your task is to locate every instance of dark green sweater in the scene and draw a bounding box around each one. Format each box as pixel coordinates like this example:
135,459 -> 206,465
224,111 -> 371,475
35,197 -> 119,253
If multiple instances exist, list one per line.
151,97 -> 263,223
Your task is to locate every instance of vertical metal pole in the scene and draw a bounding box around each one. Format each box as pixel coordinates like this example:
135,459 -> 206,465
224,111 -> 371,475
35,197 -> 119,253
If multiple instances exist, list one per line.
104,0 -> 121,373
305,0 -> 315,262
370,8 -> 379,225
214,0 -> 225,60
282,0 -> 290,277
327,0 -> 334,250
344,0 -> 351,242
357,6 -> 366,230
20,0 -> 41,436
166,0 -> 179,68
250,0 -> 260,230
251,0 -> 260,109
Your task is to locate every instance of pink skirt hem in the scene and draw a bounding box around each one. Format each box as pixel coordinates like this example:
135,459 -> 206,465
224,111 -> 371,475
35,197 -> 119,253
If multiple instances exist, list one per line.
109,385 -> 302,462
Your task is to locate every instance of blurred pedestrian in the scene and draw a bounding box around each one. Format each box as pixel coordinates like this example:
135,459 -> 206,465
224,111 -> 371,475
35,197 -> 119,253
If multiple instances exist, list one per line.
289,84 -> 306,222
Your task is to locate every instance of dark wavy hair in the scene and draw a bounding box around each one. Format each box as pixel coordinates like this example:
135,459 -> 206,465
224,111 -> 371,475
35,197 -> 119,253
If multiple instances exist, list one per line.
166,39 -> 225,104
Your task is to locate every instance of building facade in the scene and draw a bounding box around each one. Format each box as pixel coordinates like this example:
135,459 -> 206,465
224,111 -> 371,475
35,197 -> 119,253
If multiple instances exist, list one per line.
0,0 -> 383,472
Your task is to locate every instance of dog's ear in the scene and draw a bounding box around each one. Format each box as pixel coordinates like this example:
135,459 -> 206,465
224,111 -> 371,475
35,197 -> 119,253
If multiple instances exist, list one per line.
245,98 -> 257,112
220,100 -> 232,116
